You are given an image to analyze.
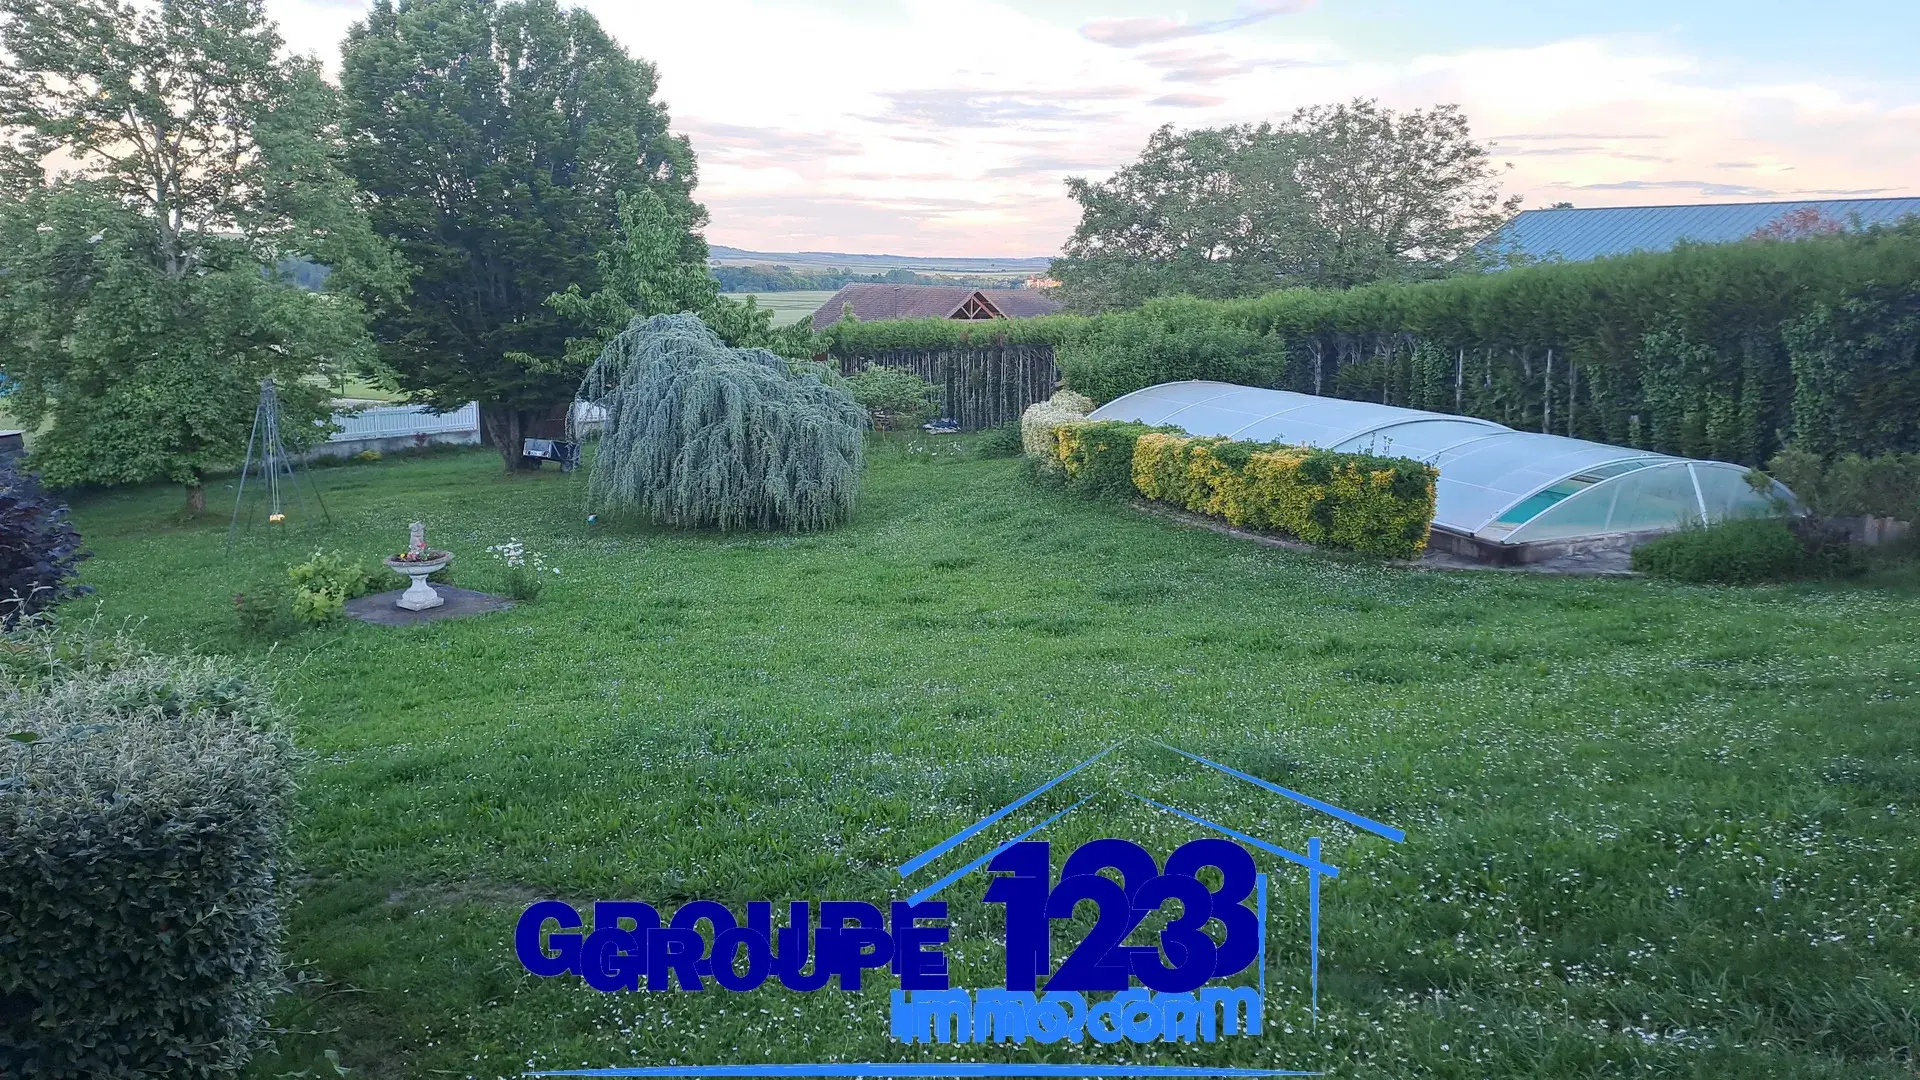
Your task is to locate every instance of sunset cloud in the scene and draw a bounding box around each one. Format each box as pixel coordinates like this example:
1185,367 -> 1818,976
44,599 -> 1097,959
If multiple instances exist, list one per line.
265,0 -> 1920,258
1081,1 -> 1317,48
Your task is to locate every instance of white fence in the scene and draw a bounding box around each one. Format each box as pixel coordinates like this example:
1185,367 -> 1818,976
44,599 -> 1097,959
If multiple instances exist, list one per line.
326,401 -> 479,442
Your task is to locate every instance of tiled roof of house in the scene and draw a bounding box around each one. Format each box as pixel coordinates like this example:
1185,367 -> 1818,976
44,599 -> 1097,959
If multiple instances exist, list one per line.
809,283 -> 1062,330
978,289 -> 1064,318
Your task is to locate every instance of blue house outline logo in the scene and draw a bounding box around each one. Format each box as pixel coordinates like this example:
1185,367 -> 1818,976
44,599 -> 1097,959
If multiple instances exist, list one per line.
526,742 -> 1405,1079
893,741 -> 1405,1024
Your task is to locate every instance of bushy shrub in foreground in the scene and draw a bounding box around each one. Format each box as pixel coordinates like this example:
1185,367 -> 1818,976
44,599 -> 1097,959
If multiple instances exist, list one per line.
0,625 -> 297,1078
0,464 -> 90,627
576,313 -> 865,530
1630,516 -> 1863,584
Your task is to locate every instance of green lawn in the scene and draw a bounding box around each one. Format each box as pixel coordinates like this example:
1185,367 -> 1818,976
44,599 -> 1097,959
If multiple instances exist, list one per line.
66,442 -> 1920,1079
726,289 -> 840,327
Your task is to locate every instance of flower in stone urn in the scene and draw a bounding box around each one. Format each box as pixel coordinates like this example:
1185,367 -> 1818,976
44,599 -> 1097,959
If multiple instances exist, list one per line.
389,521 -> 449,563
383,522 -> 452,611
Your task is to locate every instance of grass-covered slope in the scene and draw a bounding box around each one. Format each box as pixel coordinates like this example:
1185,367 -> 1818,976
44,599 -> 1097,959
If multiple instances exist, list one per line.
64,441 -> 1920,1079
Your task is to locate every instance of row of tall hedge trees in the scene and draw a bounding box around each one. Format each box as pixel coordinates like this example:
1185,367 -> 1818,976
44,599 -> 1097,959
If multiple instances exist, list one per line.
826,222 -> 1920,466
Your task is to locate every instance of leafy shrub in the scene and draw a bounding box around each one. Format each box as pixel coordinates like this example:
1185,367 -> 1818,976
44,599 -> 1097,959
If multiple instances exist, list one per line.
1631,518 -> 1818,584
286,550 -> 374,626
1019,390 -> 1093,470
233,583 -> 298,640
576,313 -> 865,531
1767,446 -> 1920,520
1055,420 -> 1172,499
844,364 -> 939,430
1132,433 -> 1438,558
1055,296 -> 1288,403
0,627 -> 298,1078
1788,516 -> 1868,578
485,539 -> 559,601
0,464 -> 90,628
971,422 -> 1024,458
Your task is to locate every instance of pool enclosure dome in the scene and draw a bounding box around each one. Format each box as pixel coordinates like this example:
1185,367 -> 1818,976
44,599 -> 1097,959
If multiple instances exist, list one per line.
1088,381 -> 1790,547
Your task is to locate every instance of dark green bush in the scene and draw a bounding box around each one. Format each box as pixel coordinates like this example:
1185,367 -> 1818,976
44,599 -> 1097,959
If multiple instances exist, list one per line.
1056,296 -> 1288,403
0,464 -> 91,628
1767,447 -> 1920,519
971,422 -> 1024,458
1629,517 -> 1864,584
232,582 -> 298,640
844,364 -> 939,430
0,627 -> 298,1078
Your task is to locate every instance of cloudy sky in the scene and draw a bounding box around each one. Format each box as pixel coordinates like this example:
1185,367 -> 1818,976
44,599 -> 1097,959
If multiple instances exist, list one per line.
270,0 -> 1920,257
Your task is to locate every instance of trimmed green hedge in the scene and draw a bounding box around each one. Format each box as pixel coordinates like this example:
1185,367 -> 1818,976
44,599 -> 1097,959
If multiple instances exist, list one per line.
1048,422 -> 1439,558
828,223 -> 1920,464
1630,517 -> 1863,584
1054,420 -> 1174,499
1053,296 -> 1287,404
820,313 -> 1083,356
0,626 -> 298,1078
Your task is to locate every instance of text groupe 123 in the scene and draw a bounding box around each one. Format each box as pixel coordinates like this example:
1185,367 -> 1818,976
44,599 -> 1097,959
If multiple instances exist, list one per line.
514,838 -> 1270,1046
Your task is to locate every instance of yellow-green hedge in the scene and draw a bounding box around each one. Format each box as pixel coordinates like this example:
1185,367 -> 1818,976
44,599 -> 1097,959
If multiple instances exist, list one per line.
1129,432 -> 1438,558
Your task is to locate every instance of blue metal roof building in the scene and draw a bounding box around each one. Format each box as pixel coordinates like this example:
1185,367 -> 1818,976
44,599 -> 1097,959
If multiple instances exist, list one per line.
1479,196 -> 1920,264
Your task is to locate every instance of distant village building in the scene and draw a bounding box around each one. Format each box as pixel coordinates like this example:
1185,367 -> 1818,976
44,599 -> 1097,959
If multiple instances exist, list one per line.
1479,196 -> 1920,265
809,283 -> 1062,331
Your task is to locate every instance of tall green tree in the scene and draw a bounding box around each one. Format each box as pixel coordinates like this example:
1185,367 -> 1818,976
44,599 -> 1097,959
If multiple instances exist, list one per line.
548,189 -> 818,366
339,0 -> 707,468
1053,99 -> 1519,311
0,0 -> 398,512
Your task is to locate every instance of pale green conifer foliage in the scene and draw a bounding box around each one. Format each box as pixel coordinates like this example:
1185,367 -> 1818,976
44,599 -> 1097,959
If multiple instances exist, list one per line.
575,313 -> 865,531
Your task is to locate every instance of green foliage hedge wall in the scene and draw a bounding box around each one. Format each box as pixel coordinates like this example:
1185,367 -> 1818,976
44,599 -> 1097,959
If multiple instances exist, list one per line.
1053,297 -> 1287,404
829,223 -> 1920,465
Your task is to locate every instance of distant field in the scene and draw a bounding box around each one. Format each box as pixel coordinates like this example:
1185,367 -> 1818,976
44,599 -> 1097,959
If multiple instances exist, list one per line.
710,245 -> 1049,277
728,289 -> 838,327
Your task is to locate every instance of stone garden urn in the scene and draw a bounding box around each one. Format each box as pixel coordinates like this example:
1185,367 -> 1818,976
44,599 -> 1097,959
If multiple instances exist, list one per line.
384,550 -> 452,610
385,522 -> 451,611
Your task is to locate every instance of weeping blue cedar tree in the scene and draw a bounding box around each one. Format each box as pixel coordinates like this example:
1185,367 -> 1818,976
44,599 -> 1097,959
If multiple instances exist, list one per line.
575,313 -> 864,531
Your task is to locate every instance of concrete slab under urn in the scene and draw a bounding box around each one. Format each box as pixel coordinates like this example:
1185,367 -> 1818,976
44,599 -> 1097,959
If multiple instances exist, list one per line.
345,586 -> 515,627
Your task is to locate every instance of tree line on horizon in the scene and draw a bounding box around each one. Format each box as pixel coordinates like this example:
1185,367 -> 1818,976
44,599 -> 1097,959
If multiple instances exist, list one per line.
0,0 -> 1600,508
712,264 -> 1025,293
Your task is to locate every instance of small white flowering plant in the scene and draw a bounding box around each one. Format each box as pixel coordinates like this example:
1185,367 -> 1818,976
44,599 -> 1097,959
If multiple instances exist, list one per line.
484,539 -> 560,601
